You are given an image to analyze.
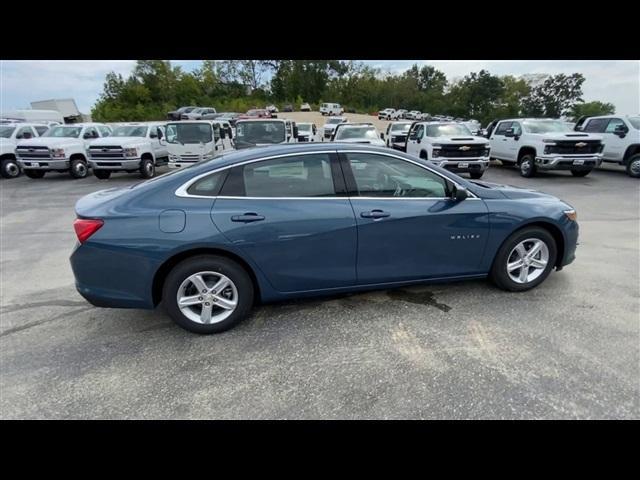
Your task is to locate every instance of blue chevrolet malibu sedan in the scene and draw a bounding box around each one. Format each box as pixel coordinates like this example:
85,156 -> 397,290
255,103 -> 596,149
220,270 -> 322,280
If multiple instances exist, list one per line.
70,143 -> 579,333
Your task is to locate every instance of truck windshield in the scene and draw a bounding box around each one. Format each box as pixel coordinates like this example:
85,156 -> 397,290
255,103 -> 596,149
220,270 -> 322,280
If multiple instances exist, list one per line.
235,121 -> 286,145
112,125 -> 148,137
43,126 -> 82,138
391,123 -> 411,133
335,126 -> 378,140
165,123 -> 212,144
426,124 -> 472,137
628,117 -> 640,130
297,124 -> 312,132
326,118 -> 343,125
522,120 -> 572,133
0,126 -> 16,138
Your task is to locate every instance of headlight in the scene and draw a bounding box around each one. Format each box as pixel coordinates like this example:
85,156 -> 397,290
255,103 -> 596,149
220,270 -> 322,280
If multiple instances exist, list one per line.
51,148 -> 65,158
564,209 -> 577,221
483,147 -> 490,156
432,146 -> 441,158
169,154 -> 178,160
123,147 -> 138,157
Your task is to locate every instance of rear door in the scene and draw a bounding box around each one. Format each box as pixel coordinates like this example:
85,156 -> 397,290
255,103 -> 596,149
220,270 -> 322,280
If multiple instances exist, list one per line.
341,151 -> 489,283
211,151 -> 358,293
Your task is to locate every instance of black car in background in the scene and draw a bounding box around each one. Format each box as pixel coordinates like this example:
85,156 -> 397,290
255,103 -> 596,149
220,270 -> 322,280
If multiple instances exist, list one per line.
167,106 -> 198,121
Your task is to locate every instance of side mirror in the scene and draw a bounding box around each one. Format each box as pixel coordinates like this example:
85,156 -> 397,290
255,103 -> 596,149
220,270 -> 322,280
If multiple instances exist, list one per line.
453,186 -> 469,202
380,133 -> 385,140
220,128 -> 226,139
157,128 -> 163,139
614,125 -> 628,137
293,126 -> 299,138
504,128 -> 515,138
416,138 -> 421,144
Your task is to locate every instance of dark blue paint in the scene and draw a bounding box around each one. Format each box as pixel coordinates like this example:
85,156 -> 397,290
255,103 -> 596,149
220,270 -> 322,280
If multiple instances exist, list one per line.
69,143 -> 579,309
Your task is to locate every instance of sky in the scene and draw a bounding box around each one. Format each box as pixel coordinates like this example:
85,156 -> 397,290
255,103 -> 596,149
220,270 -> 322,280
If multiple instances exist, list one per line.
1,60 -> 638,115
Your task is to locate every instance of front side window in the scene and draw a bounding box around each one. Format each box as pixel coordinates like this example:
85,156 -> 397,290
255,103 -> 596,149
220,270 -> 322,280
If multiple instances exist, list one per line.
347,153 -> 450,198
98,126 -> 112,137
408,124 -> 424,140
494,122 -> 512,136
34,126 -> 49,136
605,118 -> 626,133
583,118 -> 609,133
225,154 -> 336,198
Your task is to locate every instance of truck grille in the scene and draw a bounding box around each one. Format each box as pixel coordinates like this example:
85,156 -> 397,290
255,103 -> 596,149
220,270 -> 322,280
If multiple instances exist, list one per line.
180,154 -> 200,161
392,134 -> 407,143
440,144 -> 487,158
546,140 -> 602,155
89,146 -> 125,159
15,146 -> 52,160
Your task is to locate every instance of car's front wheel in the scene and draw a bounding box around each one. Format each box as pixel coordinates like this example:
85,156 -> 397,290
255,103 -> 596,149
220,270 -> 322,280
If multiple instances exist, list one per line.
625,154 -> 640,178
519,154 -> 536,177
163,255 -> 254,334
140,157 -> 155,178
70,158 -> 88,179
490,227 -> 557,292
1,158 -> 21,178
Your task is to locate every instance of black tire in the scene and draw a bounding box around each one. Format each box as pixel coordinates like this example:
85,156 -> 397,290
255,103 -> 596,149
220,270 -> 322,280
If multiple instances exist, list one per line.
570,168 -> 592,177
162,255 -> 254,334
490,226 -> 557,292
470,171 -> 484,179
1,158 -> 21,178
625,154 -> 640,178
139,157 -> 155,179
69,158 -> 88,179
24,169 -> 45,179
419,151 -> 428,160
518,154 -> 536,178
93,169 -> 112,179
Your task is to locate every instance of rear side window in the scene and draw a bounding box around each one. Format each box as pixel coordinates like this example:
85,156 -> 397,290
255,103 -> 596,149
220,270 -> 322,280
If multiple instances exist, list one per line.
221,154 -> 337,197
186,170 -> 229,196
408,124 -> 424,140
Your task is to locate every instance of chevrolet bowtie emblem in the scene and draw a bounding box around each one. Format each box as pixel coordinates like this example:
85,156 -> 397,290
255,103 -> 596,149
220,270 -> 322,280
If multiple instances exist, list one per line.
102,148 -> 109,152
575,142 -> 587,147
459,145 -> 471,151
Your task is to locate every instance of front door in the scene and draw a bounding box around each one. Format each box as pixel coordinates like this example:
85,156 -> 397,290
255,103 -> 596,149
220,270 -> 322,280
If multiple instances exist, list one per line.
211,152 -> 357,293
342,151 -> 490,284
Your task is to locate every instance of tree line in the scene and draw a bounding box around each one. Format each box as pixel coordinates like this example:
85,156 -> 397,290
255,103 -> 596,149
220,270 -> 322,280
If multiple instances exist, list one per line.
91,60 -> 616,126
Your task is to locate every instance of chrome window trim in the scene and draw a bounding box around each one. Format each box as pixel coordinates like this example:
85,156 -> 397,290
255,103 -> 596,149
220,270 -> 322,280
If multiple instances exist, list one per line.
175,148 -> 478,200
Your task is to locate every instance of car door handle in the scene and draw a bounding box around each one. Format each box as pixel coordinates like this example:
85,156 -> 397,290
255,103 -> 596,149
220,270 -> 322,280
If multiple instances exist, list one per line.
502,138 -> 507,141
361,210 -> 390,219
231,213 -> 265,223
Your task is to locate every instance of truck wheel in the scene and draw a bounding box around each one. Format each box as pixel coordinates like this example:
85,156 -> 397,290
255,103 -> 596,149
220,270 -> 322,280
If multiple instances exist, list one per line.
93,170 -> 112,179
519,154 -> 536,178
625,154 -> 640,178
470,171 -> 484,179
24,170 -> 45,179
140,158 -> 155,178
1,158 -> 21,178
570,169 -> 592,177
70,159 -> 88,179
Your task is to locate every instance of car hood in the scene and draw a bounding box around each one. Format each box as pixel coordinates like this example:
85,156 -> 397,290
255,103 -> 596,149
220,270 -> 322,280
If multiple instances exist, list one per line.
16,137 -> 81,148
0,138 -> 17,152
90,136 -> 148,147
469,180 -> 568,203
434,136 -> 489,144
528,132 -> 602,141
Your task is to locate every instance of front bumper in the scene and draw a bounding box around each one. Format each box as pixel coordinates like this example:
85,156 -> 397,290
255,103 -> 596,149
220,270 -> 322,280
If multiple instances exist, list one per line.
431,157 -> 490,173
17,158 -> 70,170
535,155 -> 602,170
89,158 -> 141,170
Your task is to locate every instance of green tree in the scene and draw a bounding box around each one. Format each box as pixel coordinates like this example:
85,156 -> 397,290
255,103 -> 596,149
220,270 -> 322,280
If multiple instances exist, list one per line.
568,101 -> 615,120
521,73 -> 585,117
446,70 -> 504,124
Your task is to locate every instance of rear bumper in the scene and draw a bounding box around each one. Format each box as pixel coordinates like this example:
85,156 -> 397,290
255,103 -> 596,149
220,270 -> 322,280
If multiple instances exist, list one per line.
535,155 -> 602,170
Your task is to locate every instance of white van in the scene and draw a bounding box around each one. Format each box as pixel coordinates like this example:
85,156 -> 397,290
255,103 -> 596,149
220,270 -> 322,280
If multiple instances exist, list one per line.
166,120 -> 221,169
320,103 -> 344,116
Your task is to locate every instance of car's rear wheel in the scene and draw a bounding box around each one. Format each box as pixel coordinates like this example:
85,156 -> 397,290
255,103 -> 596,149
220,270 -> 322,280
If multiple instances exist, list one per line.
93,169 -> 111,179
1,158 -> 21,178
625,154 -> 640,178
570,168 -> 592,177
24,169 -> 45,179
162,255 -> 254,334
490,227 -> 557,292
519,154 -> 536,177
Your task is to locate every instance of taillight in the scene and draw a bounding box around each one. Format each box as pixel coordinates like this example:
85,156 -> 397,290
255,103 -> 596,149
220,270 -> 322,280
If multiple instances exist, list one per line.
73,218 -> 104,244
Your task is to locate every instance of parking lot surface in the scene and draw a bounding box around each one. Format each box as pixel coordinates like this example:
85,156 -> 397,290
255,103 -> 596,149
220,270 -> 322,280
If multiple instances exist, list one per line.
1,137 -> 638,419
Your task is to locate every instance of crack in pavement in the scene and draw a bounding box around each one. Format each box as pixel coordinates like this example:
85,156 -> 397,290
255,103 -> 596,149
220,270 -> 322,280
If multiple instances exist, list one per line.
0,300 -> 88,314
0,306 -> 94,338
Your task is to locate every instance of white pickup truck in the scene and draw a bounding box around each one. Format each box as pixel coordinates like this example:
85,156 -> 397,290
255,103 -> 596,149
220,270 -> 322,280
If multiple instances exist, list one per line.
489,118 -> 604,178
0,123 -> 50,178
406,121 -> 491,179
88,122 -> 168,179
574,114 -> 640,177
15,123 -> 112,179
378,108 -> 398,120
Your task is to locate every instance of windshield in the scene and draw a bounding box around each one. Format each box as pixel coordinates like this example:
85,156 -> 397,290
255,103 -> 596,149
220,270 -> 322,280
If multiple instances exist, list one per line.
335,126 -> 378,140
628,117 -> 640,130
522,120 -> 572,134
235,121 -> 286,144
327,118 -> 343,125
391,123 -> 411,133
0,126 -> 16,138
247,109 -> 265,116
426,124 -> 472,137
43,126 -> 82,138
297,124 -> 312,132
112,125 -> 148,137
165,123 -> 213,144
